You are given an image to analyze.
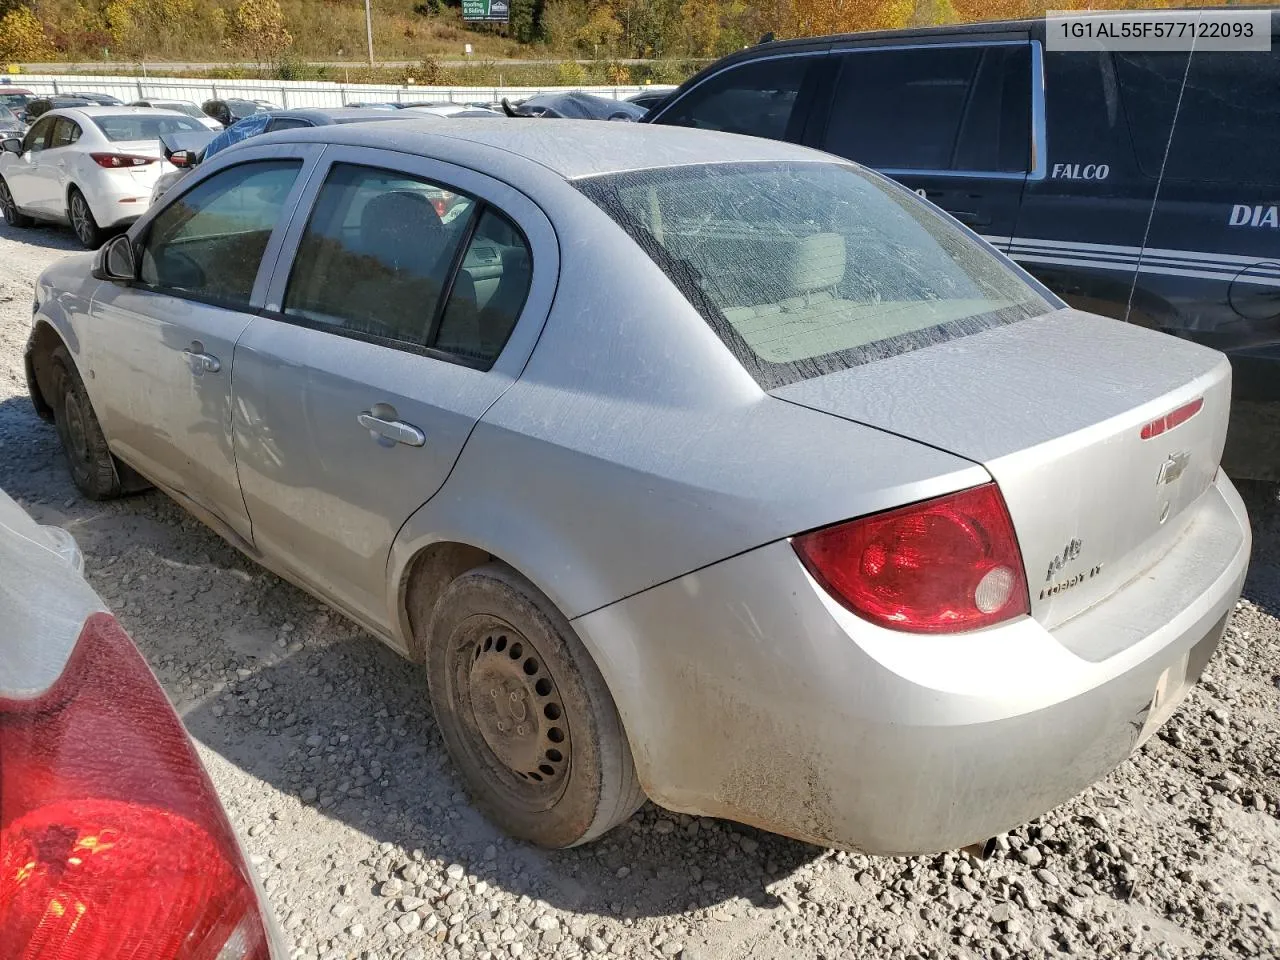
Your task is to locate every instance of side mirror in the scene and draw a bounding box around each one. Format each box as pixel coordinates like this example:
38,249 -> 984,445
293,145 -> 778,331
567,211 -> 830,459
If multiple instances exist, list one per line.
168,149 -> 196,168
92,234 -> 138,283
1,138 -> 21,154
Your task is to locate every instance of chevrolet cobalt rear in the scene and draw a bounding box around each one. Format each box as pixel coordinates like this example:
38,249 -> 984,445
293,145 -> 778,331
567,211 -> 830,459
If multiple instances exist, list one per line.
26,120 -> 1250,853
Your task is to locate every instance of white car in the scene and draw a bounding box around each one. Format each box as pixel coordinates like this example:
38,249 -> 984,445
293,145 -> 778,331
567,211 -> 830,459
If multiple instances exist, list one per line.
130,98 -> 223,131
0,106 -> 206,248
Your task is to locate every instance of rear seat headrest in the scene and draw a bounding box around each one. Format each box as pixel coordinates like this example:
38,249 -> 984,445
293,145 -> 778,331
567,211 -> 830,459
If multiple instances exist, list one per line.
786,233 -> 846,294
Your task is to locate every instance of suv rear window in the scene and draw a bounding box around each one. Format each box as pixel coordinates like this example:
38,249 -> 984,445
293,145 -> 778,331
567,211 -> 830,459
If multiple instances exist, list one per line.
576,162 -> 1055,388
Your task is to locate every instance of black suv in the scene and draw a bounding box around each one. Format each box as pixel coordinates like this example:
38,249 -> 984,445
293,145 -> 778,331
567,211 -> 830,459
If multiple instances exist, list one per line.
648,11 -> 1280,478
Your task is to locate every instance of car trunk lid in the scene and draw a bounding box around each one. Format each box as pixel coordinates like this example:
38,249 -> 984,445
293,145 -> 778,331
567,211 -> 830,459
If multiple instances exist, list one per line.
771,308 -> 1232,632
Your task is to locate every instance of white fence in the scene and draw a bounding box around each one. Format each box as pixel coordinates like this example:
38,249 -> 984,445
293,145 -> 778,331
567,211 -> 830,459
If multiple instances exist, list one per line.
13,74 -> 675,108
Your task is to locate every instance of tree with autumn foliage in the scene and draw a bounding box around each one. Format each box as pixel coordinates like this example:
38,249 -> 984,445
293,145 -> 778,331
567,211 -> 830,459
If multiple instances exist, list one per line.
226,0 -> 293,64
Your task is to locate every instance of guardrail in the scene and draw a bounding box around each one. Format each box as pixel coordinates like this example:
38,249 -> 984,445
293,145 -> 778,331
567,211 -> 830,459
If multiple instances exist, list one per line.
10,75 -> 675,108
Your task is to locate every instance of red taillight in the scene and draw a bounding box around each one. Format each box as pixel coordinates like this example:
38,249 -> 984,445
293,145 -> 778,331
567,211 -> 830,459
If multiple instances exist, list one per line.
0,613 -> 271,960
89,153 -> 156,168
431,197 -> 448,217
1140,397 -> 1203,440
793,483 -> 1030,634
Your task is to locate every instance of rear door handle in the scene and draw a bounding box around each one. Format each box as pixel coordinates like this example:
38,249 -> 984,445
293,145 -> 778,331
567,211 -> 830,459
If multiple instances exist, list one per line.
182,344 -> 221,374
358,411 -> 425,447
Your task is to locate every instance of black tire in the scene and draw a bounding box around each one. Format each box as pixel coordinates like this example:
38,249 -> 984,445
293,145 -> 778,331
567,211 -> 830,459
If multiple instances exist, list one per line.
50,346 -> 126,500
426,563 -> 646,848
0,177 -> 34,228
68,187 -> 103,249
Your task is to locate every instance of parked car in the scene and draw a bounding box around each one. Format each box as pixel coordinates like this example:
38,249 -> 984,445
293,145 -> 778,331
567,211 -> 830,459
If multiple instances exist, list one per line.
200,97 -> 275,128
0,105 -> 25,139
62,91 -> 124,106
647,11 -> 1280,479
149,107 -> 406,205
0,107 -> 207,247
0,485 -> 285,958
345,101 -> 402,110
131,98 -> 224,131
0,85 -> 37,123
400,104 -> 501,119
23,96 -> 93,121
27,119 -> 1249,855
500,91 -> 646,121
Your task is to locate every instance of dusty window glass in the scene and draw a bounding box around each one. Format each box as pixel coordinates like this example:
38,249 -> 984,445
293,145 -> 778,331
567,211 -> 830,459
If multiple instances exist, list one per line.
576,162 -> 1056,388
140,159 -> 301,307
658,56 -> 811,141
283,163 -> 476,347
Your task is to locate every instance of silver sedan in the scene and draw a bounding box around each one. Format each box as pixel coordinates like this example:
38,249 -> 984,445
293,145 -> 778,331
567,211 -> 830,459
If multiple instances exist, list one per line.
25,119 -> 1250,854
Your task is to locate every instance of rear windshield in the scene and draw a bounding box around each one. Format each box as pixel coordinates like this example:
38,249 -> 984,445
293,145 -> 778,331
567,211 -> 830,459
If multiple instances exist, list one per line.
576,162 -> 1056,388
93,114 -> 205,141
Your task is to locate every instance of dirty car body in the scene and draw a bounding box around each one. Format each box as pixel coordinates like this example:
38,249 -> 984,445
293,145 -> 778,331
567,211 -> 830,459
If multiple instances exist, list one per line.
27,120 -> 1250,854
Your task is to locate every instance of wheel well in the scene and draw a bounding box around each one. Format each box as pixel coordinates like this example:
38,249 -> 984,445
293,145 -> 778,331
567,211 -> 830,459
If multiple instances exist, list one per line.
402,541 -> 492,662
27,322 -> 66,422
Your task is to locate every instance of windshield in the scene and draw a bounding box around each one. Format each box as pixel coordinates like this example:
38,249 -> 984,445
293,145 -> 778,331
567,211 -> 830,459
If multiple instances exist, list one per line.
93,113 -> 205,142
0,93 -> 31,110
0,105 -> 18,125
576,161 -> 1057,388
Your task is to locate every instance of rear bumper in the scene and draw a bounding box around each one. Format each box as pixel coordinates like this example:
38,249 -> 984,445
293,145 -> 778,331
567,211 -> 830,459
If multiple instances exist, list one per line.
575,474 -> 1250,854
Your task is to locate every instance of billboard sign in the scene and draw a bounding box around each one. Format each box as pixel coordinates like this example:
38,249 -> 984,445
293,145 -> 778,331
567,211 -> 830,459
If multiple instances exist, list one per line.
462,0 -> 509,22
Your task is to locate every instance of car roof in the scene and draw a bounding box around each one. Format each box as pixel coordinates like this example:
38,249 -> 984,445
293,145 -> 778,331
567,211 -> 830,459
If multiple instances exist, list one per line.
71,105 -> 189,116
271,117 -> 829,179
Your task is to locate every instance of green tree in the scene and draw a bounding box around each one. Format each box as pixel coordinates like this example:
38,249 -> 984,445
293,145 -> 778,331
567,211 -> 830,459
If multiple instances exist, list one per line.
679,0 -> 719,56
508,0 -> 543,43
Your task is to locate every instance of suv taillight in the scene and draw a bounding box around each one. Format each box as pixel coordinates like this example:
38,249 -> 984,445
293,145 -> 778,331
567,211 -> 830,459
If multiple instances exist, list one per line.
793,483 -> 1029,634
0,613 -> 272,960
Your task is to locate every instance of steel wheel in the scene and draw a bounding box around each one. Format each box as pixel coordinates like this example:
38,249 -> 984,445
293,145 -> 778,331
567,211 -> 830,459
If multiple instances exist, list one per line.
69,189 -> 100,248
426,563 -> 646,848
453,615 -> 572,811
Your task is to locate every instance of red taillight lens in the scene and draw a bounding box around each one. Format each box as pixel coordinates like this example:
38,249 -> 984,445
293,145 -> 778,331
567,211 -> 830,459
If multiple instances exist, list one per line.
793,483 -> 1030,634
89,152 -> 156,168
0,614 -> 271,960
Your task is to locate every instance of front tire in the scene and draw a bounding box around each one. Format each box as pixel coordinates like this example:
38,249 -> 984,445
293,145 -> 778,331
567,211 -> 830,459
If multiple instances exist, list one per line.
0,177 -> 34,228
68,187 -> 103,249
426,563 -> 646,848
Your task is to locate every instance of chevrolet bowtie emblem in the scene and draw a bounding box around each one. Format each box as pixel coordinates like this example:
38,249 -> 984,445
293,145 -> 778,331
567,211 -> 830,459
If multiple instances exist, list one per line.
1157,451 -> 1191,486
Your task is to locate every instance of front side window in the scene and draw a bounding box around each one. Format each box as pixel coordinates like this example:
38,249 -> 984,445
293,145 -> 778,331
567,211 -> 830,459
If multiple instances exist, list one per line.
577,162 -> 1055,388
825,45 -> 1031,173
22,116 -> 54,153
50,117 -> 81,148
92,113 -> 205,143
283,163 -> 532,367
140,159 -> 301,307
658,56 -> 813,142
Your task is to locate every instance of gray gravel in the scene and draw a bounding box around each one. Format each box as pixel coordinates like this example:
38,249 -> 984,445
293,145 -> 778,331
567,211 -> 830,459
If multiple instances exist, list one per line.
2,219 -> 1279,960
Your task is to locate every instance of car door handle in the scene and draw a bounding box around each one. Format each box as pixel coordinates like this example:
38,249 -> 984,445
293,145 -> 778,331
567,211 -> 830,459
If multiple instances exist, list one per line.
358,412 -> 425,447
182,347 -> 221,374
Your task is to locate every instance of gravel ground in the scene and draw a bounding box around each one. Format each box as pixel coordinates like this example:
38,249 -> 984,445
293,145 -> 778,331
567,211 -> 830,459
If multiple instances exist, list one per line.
2,219 -> 1279,960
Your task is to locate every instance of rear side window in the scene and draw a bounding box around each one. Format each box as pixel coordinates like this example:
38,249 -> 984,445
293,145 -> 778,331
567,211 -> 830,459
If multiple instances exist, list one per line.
658,56 -> 813,142
283,162 -> 532,367
576,162 -> 1054,388
140,160 -> 301,307
50,117 -> 81,148
824,44 -> 1031,173
1163,49 -> 1279,184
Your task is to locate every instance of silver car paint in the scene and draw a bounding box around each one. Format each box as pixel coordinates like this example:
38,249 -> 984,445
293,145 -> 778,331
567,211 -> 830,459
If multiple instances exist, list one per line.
774,307 -> 1233,631
573,474 -> 1248,854
31,119 -> 1252,852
